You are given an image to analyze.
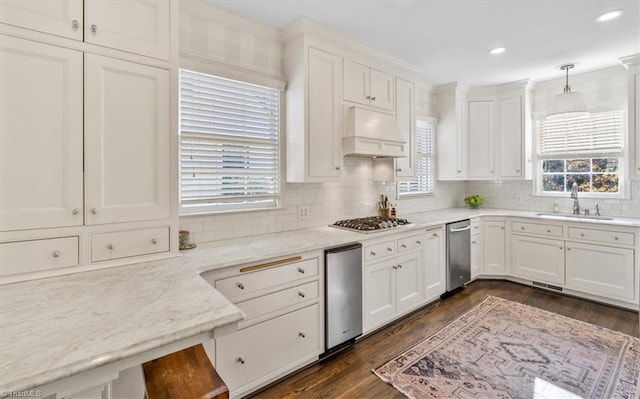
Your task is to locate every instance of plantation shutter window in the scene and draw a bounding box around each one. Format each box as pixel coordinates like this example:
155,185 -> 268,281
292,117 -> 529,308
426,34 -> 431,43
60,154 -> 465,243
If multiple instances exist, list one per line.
398,119 -> 436,196
179,69 -> 281,213
538,110 -> 624,158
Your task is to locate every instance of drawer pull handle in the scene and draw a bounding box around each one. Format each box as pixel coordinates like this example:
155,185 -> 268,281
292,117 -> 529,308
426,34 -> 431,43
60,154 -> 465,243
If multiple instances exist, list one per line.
298,267 -> 305,274
52,251 -> 61,258
91,24 -> 97,34
416,240 -> 422,244
236,357 -> 245,364
387,247 -> 393,252
474,226 -> 479,229
298,332 -> 306,338
72,20 -> 79,30
370,251 -> 376,256
298,291 -> 305,298
90,208 -> 97,215
107,244 -> 114,250
614,236 -> 619,240
72,208 -> 80,215
151,238 -> 157,245
397,264 -> 402,269
237,282 -> 245,290
401,244 -> 407,248
239,256 -> 302,273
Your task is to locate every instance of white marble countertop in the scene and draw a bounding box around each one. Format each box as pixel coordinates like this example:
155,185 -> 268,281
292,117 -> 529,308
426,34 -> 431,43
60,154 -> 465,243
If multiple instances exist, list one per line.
1,207 -> 638,392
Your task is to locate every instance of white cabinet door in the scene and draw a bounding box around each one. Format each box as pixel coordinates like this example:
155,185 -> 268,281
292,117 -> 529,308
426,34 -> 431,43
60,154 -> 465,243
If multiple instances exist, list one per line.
84,54 -> 170,225
565,242 -> 635,302
0,36 -> 84,231
498,95 -> 523,178
634,73 -> 640,178
455,98 -> 467,178
0,0 -> 83,40
364,259 -> 396,330
308,48 -> 341,178
511,235 -> 565,285
395,251 -> 423,313
468,100 -> 495,178
483,220 -> 505,274
84,0 -> 170,60
470,234 -> 482,280
395,78 -> 415,178
424,227 -> 445,300
342,59 -> 369,106
370,69 -> 395,111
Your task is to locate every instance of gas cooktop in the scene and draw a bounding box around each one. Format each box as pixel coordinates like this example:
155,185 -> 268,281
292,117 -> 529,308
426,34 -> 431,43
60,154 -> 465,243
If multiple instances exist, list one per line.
330,216 -> 413,233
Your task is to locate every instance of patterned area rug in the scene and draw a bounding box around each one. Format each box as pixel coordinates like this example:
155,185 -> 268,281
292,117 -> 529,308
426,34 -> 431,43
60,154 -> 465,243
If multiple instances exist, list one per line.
374,296 -> 640,398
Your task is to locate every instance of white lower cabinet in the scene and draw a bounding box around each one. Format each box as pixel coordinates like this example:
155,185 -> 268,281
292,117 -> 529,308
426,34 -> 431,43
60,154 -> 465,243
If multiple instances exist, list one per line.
364,259 -> 396,329
565,242 -> 635,302
396,251 -> 423,312
511,235 -> 565,285
483,219 -> 506,274
470,220 -> 482,280
424,226 -> 445,300
215,304 -> 320,393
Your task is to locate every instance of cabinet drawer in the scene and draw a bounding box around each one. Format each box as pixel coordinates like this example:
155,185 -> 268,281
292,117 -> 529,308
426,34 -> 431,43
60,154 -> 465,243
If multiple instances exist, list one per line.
364,240 -> 396,262
236,281 -> 319,326
0,237 -> 79,277
397,234 -> 424,253
215,304 -> 320,391
91,227 -> 169,262
568,227 -> 634,246
512,221 -> 563,238
215,258 -> 318,299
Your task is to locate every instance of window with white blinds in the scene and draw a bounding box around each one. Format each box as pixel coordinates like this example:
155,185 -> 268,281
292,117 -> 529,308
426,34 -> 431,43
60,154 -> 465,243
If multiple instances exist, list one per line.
398,119 -> 436,196
538,110 -> 624,157
179,69 -> 281,214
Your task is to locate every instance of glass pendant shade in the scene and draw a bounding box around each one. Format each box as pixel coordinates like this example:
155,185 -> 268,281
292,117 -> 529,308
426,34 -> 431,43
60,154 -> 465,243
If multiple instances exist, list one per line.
545,64 -> 589,120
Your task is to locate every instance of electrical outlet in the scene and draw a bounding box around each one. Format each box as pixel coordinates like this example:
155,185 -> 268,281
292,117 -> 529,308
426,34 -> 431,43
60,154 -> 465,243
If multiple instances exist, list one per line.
297,206 -> 309,220
516,195 -> 525,204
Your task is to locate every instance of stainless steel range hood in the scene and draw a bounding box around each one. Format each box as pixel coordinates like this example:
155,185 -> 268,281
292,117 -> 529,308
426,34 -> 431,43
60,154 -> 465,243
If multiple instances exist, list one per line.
342,106 -> 407,158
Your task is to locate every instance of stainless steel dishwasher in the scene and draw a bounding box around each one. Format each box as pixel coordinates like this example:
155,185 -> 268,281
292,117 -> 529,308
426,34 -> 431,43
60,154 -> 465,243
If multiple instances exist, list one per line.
446,220 -> 471,293
323,243 -> 362,357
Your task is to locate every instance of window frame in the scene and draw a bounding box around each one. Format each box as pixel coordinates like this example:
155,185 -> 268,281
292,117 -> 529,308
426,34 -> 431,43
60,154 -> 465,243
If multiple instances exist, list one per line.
397,115 -> 438,198
533,109 -> 628,199
178,68 -> 284,216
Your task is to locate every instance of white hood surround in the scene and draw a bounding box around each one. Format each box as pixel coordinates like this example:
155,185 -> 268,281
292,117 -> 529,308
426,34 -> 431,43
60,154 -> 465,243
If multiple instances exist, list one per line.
342,106 -> 407,158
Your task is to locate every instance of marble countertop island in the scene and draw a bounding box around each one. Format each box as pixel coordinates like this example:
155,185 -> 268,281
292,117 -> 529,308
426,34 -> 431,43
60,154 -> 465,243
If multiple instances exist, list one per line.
1,207 -> 638,392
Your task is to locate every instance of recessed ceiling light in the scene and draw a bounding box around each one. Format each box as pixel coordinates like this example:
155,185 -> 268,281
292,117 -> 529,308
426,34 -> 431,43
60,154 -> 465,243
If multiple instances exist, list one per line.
596,10 -> 624,22
490,47 -> 506,55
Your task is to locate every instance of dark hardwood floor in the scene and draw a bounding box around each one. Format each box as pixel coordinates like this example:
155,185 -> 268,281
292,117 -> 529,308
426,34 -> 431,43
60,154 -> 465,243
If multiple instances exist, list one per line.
249,280 -> 639,399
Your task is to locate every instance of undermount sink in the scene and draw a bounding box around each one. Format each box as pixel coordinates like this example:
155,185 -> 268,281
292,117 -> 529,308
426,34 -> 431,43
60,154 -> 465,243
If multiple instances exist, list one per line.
534,212 -> 615,221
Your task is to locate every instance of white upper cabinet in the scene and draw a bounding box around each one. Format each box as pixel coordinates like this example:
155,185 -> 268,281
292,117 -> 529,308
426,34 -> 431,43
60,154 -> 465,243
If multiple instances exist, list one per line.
84,0 -> 170,60
498,95 -> 523,178
436,83 -> 468,180
468,100 -> 496,178
0,36 -> 84,231
0,0 -> 83,40
395,78 -> 415,178
84,54 -> 170,225
635,72 -> 640,178
342,59 -> 394,111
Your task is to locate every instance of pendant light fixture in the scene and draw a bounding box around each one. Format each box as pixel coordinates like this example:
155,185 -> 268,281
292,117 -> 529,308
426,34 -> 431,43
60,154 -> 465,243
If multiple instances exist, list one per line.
545,64 -> 589,120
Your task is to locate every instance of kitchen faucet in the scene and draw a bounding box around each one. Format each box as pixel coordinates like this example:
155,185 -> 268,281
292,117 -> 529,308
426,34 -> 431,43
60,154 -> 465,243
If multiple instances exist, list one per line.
570,182 -> 580,215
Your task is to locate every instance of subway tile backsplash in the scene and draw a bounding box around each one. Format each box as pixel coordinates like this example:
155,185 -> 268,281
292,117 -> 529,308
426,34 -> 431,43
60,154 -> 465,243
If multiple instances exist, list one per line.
180,158 -> 639,245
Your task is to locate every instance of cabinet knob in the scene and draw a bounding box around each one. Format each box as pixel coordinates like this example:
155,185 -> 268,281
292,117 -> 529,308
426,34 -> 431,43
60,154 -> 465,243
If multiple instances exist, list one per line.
298,332 -> 306,338
396,168 -> 402,172
416,240 -> 422,244
559,246 -> 563,250
370,251 -> 376,256
516,169 -> 521,173
457,170 -> 462,173
580,232 -> 585,237
567,247 -> 572,251
335,166 -> 340,171
490,170 -> 494,173
474,226 -> 479,229
614,236 -> 619,240
546,229 -> 551,233
298,291 -> 305,298
397,264 -> 402,269
392,265 -> 398,270
72,20 -> 79,30
387,247 -> 393,252
91,24 -> 97,34
298,267 -> 305,274
366,95 -> 371,100
472,240 -> 476,244
432,233 -> 438,237
236,357 -> 245,364
72,208 -> 80,215
52,250 -> 61,258
90,208 -> 97,215
500,226 -> 505,230
151,238 -> 157,244
401,244 -> 407,248
237,282 -> 245,290
107,243 -> 114,250
520,226 -> 525,230
371,96 -> 376,100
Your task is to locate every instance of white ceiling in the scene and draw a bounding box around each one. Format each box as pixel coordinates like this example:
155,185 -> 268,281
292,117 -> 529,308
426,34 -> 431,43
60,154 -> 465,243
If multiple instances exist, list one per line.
209,0 -> 640,86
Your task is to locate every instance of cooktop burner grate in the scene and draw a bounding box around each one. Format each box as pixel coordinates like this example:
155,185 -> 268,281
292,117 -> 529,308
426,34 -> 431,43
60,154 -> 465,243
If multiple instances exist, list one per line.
330,216 -> 413,233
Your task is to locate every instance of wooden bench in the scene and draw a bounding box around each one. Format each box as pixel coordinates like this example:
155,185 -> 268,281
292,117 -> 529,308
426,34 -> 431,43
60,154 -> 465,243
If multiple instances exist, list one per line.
142,344 -> 229,399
